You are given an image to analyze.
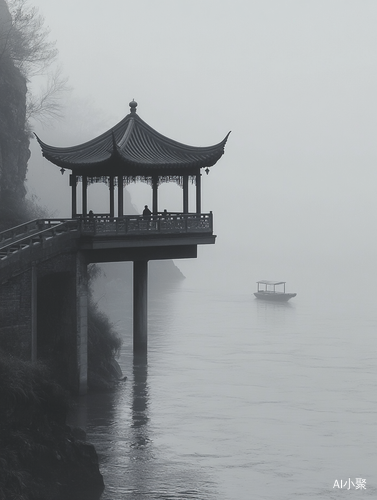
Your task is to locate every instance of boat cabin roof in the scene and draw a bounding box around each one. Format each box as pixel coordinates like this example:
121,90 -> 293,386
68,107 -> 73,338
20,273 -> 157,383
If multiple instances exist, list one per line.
257,280 -> 286,285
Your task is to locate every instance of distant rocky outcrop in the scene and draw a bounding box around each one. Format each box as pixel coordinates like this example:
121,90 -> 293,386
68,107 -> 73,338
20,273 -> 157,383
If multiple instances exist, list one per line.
0,0 -> 30,229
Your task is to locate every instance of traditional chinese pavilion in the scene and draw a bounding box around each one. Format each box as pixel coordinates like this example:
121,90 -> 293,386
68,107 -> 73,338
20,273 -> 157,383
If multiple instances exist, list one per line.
36,100 -> 229,217
35,101 -> 229,364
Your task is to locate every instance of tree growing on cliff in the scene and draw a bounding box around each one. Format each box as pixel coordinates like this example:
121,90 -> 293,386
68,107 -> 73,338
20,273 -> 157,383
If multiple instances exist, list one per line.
0,0 -> 68,226
2,0 -> 57,75
1,0 -> 69,124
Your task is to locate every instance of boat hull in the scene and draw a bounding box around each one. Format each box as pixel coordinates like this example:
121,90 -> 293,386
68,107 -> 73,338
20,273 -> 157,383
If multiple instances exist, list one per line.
254,292 -> 296,302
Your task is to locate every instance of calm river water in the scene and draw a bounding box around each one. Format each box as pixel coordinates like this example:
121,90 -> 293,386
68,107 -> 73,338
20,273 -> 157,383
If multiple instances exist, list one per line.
74,257 -> 377,499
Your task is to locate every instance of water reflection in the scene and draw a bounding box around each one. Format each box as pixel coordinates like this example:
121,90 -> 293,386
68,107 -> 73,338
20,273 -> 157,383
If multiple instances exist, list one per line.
74,270 -> 222,500
254,297 -> 295,326
125,353 -> 156,498
73,352 -> 217,500
131,352 -> 149,431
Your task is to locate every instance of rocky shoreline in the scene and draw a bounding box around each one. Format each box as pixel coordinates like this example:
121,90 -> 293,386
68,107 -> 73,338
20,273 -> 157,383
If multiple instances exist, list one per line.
0,351 -> 104,500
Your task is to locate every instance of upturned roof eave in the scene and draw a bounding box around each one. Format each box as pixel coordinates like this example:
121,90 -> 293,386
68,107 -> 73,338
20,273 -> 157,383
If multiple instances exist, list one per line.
35,112 -> 133,154
128,113 -> 230,154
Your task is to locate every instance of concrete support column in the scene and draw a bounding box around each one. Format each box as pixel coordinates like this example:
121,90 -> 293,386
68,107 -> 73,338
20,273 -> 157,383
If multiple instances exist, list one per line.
76,252 -> 88,395
109,175 -> 115,217
183,175 -> 189,213
196,170 -> 201,214
71,174 -> 77,218
152,176 -> 158,215
133,260 -> 148,353
31,265 -> 37,363
82,175 -> 88,217
118,175 -> 123,217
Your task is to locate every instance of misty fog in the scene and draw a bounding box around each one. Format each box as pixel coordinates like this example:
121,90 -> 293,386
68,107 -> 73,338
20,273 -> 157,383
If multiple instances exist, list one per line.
26,0 -> 377,310
19,2 -> 377,497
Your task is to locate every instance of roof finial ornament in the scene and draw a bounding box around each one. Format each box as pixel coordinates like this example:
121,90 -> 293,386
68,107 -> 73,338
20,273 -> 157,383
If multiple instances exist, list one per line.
129,99 -> 138,114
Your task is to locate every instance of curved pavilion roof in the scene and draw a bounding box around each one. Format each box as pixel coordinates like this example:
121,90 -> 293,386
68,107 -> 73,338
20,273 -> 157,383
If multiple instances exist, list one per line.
36,101 -> 230,177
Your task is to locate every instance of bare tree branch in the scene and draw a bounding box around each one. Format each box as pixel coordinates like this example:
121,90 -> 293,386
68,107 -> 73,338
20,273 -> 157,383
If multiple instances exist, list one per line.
3,0 -> 70,126
5,0 -> 58,76
26,66 -> 70,125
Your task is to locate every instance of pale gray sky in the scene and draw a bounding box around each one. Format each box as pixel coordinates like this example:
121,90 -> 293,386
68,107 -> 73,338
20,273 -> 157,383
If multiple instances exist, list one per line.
27,0 -> 377,288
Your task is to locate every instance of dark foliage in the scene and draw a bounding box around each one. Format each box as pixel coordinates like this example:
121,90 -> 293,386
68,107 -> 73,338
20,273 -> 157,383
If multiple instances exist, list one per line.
87,267 -> 122,391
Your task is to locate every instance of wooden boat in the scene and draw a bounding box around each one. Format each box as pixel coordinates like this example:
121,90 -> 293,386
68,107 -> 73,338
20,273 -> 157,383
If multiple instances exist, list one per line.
254,280 -> 296,302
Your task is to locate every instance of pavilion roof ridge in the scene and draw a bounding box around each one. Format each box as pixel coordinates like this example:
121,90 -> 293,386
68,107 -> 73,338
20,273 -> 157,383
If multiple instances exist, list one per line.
116,117 -> 135,151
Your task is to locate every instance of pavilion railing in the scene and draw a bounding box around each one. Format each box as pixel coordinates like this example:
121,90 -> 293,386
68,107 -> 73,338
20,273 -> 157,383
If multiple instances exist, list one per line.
78,212 -> 213,236
0,213 -> 213,263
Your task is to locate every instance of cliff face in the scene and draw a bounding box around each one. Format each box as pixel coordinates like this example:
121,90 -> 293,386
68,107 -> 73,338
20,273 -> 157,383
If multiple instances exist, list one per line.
0,0 -> 30,227
0,5 -> 105,498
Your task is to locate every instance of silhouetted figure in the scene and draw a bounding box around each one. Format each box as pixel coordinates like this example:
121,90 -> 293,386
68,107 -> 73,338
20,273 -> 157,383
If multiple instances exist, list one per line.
87,210 -> 95,230
142,205 -> 152,218
162,209 -> 168,219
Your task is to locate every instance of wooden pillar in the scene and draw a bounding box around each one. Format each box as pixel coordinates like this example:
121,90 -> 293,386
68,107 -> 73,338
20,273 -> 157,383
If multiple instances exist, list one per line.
31,265 -> 37,362
152,176 -> 158,215
118,175 -> 123,217
196,169 -> 201,214
82,175 -> 88,217
183,175 -> 189,213
76,252 -> 88,395
109,175 -> 115,217
71,174 -> 77,218
133,260 -> 148,352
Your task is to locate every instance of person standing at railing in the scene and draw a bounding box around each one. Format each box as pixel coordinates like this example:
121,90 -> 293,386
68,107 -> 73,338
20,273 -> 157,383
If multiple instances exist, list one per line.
142,205 -> 152,218
88,210 -> 95,231
142,205 -> 152,229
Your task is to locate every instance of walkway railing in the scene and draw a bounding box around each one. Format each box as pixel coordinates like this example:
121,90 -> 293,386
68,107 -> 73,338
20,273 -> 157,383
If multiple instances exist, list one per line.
0,219 -> 79,281
0,219 -> 46,245
0,219 -> 78,259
